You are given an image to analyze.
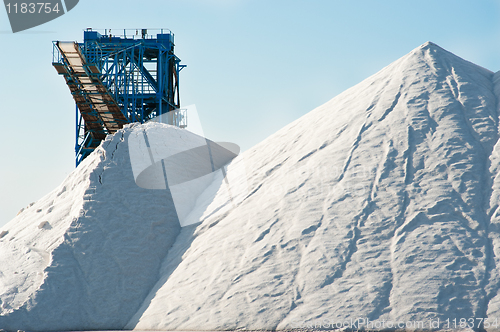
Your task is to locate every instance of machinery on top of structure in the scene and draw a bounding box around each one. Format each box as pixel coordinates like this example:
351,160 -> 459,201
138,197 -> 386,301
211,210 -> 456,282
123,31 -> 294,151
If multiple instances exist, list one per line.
52,28 -> 187,166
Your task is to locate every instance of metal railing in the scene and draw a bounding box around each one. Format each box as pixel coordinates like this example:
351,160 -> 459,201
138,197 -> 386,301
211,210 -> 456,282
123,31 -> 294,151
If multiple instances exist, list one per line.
85,28 -> 173,40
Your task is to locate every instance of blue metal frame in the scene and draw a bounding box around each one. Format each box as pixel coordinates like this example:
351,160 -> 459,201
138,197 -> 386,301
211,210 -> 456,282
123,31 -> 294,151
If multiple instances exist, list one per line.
53,28 -> 186,166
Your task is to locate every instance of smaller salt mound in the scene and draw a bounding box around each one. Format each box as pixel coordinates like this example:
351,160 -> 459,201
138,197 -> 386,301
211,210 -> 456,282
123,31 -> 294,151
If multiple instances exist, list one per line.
0,123 -> 187,331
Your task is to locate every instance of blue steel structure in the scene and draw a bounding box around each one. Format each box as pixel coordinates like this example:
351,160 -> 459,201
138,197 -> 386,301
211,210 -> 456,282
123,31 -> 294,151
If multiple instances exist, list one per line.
53,29 -> 186,166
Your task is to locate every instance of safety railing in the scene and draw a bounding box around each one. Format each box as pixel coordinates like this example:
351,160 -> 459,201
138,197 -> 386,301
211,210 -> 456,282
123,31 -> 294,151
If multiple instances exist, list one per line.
85,28 -> 173,40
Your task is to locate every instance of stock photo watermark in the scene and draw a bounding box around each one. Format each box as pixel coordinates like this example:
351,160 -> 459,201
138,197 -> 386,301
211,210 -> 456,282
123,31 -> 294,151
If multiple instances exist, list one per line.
3,0 -> 79,32
291,316 -> 499,330
128,105 -> 249,228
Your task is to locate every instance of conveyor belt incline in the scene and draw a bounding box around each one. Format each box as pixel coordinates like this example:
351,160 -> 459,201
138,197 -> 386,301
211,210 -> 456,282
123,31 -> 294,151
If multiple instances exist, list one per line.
53,41 -> 129,141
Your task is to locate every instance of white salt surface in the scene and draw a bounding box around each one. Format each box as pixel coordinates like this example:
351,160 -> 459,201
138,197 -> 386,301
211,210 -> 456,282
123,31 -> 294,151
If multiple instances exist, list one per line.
0,127 -> 181,330
2,42 -> 500,331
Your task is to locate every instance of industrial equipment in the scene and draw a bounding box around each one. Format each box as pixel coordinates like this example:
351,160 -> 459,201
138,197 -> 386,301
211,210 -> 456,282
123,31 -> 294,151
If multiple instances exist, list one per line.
53,28 -> 186,166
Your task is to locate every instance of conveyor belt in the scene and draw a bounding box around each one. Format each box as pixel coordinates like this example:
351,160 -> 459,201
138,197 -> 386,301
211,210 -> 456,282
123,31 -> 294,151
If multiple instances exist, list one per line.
53,42 -> 129,140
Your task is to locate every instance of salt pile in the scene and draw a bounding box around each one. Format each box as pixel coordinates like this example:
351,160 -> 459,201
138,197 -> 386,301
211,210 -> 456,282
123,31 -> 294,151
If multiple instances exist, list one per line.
0,128 -> 181,330
2,42 -> 500,331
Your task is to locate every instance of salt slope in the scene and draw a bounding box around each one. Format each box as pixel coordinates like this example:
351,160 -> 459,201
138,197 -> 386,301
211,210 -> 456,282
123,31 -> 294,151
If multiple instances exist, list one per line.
127,42 -> 500,330
0,125 -> 182,331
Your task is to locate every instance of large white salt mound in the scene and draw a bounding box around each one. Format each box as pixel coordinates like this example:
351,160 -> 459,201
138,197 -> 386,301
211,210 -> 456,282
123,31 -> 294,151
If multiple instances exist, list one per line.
126,42 -> 500,330
3,41 -> 500,331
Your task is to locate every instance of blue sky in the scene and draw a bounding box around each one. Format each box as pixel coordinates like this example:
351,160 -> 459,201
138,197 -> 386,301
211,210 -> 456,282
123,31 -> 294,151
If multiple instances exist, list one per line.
1,0 -> 500,227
